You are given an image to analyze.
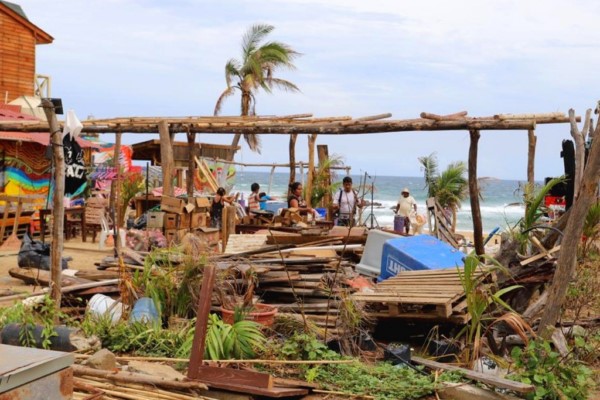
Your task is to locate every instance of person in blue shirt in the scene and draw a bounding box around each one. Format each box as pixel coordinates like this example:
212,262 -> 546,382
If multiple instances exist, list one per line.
258,192 -> 277,212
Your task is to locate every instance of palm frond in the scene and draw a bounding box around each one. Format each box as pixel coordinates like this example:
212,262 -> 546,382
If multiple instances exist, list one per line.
522,176 -> 565,231
224,59 -> 241,88
243,133 -> 261,153
267,78 -> 301,92
241,24 -> 274,60
214,86 -> 238,116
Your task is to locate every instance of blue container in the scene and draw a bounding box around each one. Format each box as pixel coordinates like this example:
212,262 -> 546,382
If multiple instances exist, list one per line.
130,297 -> 159,324
393,215 -> 405,232
315,207 -> 327,218
264,201 -> 287,214
378,235 -> 465,282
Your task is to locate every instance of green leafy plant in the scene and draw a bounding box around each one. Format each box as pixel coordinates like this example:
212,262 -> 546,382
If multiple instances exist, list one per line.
581,201 -> 600,258
0,296 -> 67,349
80,313 -> 195,357
119,171 -> 144,226
309,154 -> 344,208
456,253 -> 529,366
509,339 -> 594,400
266,333 -> 460,400
204,313 -> 266,360
513,177 -> 564,253
418,153 -> 468,232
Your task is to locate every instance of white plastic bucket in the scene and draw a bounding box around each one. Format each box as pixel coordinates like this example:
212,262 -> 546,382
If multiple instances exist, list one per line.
87,294 -> 123,325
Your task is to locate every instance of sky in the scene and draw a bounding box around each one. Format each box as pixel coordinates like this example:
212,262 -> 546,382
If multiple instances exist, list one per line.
13,0 -> 600,180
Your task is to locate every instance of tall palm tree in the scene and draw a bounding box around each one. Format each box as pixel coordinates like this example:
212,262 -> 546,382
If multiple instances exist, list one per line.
419,153 -> 468,232
214,24 -> 300,156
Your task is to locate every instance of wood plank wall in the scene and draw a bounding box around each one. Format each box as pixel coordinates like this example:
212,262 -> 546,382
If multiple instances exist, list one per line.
0,10 -> 36,102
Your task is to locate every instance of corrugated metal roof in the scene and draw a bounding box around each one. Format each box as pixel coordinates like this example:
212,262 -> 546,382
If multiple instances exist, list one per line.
0,104 -> 39,121
0,106 -> 98,148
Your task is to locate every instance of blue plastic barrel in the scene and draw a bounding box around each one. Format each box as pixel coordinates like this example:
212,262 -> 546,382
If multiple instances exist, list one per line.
129,297 -> 159,324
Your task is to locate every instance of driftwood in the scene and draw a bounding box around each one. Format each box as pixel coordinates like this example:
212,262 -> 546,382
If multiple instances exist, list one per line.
72,364 -> 208,391
412,356 -> 535,394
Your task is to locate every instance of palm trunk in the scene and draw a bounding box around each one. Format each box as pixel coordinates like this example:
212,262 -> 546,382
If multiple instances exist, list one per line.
451,205 -> 457,233
227,90 -> 252,161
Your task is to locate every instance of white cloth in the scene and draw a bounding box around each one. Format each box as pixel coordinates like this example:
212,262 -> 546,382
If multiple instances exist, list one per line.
333,189 -> 358,219
396,194 -> 417,217
63,109 -> 83,140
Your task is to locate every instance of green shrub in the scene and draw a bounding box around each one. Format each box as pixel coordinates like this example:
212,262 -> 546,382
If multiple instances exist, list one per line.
508,339 -> 594,400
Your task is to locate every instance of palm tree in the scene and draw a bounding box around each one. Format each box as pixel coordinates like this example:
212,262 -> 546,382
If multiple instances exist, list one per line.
419,153 -> 468,232
214,24 -> 300,156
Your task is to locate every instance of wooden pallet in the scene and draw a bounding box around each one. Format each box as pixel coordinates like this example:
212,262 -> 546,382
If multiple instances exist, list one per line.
352,268 -> 491,323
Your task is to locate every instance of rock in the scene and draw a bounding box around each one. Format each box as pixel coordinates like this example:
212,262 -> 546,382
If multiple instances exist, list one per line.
562,325 -> 586,337
85,348 -> 117,371
126,361 -> 185,381
69,329 -> 101,353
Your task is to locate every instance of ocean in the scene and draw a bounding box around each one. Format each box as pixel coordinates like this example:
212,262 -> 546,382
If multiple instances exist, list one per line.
230,170 -> 528,234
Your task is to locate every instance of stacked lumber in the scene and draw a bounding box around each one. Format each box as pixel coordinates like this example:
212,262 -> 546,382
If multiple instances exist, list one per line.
352,268 -> 492,324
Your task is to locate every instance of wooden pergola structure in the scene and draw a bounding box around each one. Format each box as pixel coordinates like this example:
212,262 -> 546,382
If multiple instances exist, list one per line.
0,110 -> 577,254
0,110 -> 578,307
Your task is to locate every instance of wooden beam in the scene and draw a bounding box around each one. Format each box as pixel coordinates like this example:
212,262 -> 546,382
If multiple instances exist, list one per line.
527,128 -> 536,189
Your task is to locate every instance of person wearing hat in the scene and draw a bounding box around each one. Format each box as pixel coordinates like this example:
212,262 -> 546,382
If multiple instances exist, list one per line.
395,187 -> 417,234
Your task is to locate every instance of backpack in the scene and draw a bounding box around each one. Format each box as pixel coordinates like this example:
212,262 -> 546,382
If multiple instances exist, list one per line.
337,189 -> 359,217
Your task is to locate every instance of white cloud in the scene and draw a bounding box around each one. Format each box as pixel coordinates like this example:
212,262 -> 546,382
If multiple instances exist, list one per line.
14,0 -> 600,179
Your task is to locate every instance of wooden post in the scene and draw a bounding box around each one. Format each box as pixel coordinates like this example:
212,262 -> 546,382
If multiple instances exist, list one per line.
526,128 -> 537,218
569,108 -> 591,199
158,120 -> 174,197
306,134 -> 317,206
468,129 -> 484,255
187,264 -> 216,379
41,99 -> 64,312
288,134 -> 298,191
186,128 -> 196,198
526,128 -> 537,188
221,205 -> 236,253
539,113 -> 600,338
113,130 -> 123,259
317,145 -> 332,220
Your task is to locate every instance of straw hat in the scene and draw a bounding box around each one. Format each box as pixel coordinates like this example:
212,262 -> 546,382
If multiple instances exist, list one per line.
402,187 -> 410,194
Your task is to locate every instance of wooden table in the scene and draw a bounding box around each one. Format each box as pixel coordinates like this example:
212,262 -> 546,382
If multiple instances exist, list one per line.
40,207 -> 85,243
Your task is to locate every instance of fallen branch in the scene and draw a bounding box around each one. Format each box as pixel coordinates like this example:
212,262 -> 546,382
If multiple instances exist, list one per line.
74,354 -> 354,365
72,364 -> 208,391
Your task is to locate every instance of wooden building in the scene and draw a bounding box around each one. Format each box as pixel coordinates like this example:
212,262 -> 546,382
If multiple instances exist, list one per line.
0,0 -> 53,102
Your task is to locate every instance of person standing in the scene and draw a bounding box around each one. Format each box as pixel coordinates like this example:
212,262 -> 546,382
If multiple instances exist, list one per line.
210,187 -> 233,228
332,176 -> 365,226
395,187 -> 417,234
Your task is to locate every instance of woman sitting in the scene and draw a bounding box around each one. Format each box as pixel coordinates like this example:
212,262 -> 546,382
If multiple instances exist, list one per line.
287,182 -> 317,217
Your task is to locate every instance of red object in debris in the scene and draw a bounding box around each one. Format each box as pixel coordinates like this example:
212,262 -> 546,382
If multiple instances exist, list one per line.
544,195 -> 566,208
346,275 -> 375,289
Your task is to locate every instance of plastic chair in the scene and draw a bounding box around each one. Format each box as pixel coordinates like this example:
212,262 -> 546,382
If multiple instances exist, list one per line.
98,216 -> 125,250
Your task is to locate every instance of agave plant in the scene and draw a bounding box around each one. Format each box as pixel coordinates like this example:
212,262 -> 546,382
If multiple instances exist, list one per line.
204,313 -> 266,360
456,253 -> 525,367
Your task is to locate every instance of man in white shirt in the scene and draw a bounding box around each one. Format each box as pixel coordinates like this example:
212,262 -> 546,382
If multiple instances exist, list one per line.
395,187 -> 417,234
332,176 -> 365,227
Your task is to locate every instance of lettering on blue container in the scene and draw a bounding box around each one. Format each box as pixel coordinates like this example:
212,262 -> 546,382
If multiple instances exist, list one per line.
386,255 -> 409,275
